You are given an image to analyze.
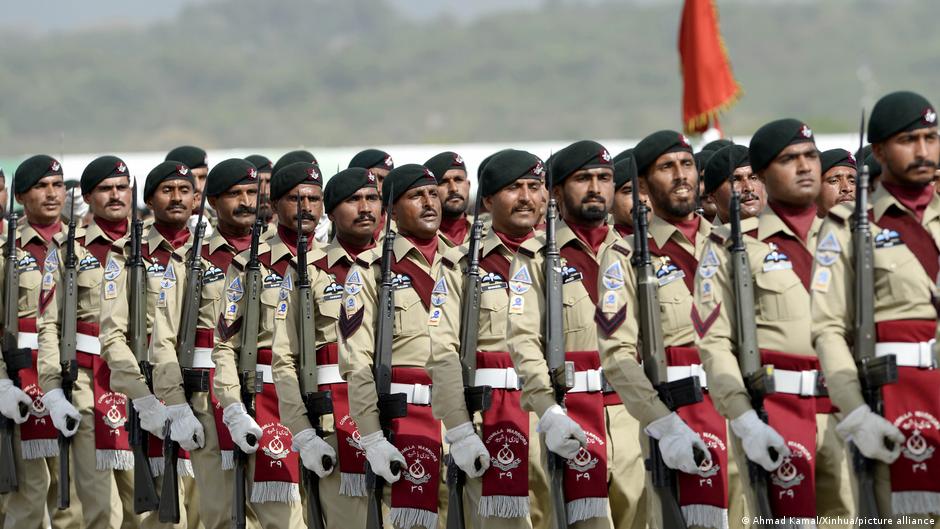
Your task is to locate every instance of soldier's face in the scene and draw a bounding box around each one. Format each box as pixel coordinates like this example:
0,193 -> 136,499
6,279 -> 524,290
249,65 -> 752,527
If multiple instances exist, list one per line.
392,184 -> 440,239
640,151 -> 698,221
191,167 -> 209,194
611,179 -> 650,227
16,175 -> 65,225
329,187 -> 381,244
484,178 -> 543,237
147,179 -> 195,227
438,169 -> 470,219
0,176 -> 7,217
556,168 -> 614,225
370,168 -> 390,193
210,182 -> 258,233
85,176 -> 131,222
275,184 -> 322,235
874,127 -> 939,186
815,166 -> 856,217
711,165 -> 765,222
762,143 -> 821,207
258,170 -> 273,222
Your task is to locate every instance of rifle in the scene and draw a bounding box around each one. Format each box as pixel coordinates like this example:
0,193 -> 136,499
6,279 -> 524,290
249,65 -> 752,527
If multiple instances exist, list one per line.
728,156 -> 777,519
158,184 -> 210,523
445,191 -> 492,529
0,189 -> 31,494
631,160 -> 704,529
57,189 -> 79,509
126,179 -> 161,513
295,193 -> 333,529
543,160 -> 570,529
850,111 -> 896,527
233,169 -> 265,529
365,187 -> 407,529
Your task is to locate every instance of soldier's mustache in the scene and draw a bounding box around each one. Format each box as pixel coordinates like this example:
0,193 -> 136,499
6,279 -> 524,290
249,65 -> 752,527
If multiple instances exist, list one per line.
297,212 -> 317,221
741,192 -> 759,203
233,205 -> 256,216
581,193 -> 605,204
447,192 -> 465,202
106,200 -> 125,208
355,214 -> 376,223
908,159 -> 938,171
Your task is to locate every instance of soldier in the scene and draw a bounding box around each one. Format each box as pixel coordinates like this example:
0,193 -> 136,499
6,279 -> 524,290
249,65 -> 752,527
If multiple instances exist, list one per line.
425,152 -> 472,247
166,146 -> 209,198
430,149 -> 551,529
37,156 -> 140,529
812,91 -> 940,526
349,148 -> 395,192
0,154 -> 84,529
246,154 -> 275,224
338,164 -> 488,529
701,144 -> 765,225
99,160 -> 201,529
816,149 -> 857,218
271,167 -> 384,528
694,119 -> 855,524
149,158 -> 264,529
609,150 -> 649,238
211,162 -> 327,527
505,140 -> 648,529
272,150 -> 318,182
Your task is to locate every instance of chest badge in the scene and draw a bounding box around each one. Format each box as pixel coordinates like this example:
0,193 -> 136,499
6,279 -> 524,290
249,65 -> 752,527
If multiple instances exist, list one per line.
873,228 -> 903,249
655,256 -> 685,287
762,243 -> 793,272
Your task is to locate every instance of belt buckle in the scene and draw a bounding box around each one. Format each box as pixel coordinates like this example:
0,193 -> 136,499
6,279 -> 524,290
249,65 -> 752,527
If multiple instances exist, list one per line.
919,340 -> 936,368
586,369 -> 602,392
505,368 -> 519,390
799,370 -> 817,397
413,383 -> 431,405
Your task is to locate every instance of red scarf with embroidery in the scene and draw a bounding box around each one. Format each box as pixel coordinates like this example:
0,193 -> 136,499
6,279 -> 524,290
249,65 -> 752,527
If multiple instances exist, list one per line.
250,347 -> 301,502
16,318 -> 60,459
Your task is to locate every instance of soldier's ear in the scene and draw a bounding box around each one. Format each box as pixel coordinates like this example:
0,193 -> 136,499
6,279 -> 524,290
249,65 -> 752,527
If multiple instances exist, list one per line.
871,143 -> 886,169
207,196 -> 218,211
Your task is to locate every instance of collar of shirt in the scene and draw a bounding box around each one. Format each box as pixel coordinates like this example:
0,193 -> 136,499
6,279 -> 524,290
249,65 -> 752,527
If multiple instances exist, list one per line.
648,213 -> 711,255
872,182 -> 940,227
92,216 -> 129,242
393,233 -> 448,269
758,206 -> 822,247
768,201 -> 818,243
880,181 -> 937,223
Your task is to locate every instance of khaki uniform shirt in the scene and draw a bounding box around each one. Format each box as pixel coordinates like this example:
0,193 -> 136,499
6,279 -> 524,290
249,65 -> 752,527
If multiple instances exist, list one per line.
337,235 -> 467,437
505,221 -> 622,417
694,211 -> 821,420
811,186 -> 940,414
99,225 -> 191,401
38,219 -> 128,391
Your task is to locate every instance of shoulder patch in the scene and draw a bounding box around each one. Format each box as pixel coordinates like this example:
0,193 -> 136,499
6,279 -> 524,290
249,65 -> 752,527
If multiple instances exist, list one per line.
160,263 -> 177,288
431,276 -> 448,294
280,273 -> 294,292
226,276 -> 244,302
44,248 -> 59,272
510,264 -> 532,284
698,245 -> 720,278
346,269 -> 363,285
817,231 -> 842,253
104,257 -> 121,280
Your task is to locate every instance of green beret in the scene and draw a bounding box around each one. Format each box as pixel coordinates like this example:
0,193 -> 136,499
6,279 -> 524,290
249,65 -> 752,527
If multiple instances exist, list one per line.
704,145 -> 749,195
424,152 -> 466,184
613,157 -> 637,190
820,149 -> 857,176
165,146 -> 207,169
145,161 -> 194,200
748,118 -> 815,173
480,150 -> 544,197
612,149 -> 634,165
868,91 -> 937,144
633,130 -> 693,176
15,154 -> 63,195
80,155 -> 130,196
245,154 -> 273,173
324,168 -> 379,213
549,140 -> 613,186
348,149 -> 394,171
701,138 -> 733,152
205,158 -> 258,197
855,145 -> 882,179
270,162 -> 323,201
272,150 -> 318,179
694,151 -> 715,173
382,164 -> 437,205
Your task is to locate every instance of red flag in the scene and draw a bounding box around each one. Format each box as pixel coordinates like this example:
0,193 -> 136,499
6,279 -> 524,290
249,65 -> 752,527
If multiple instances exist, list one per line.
679,0 -> 741,135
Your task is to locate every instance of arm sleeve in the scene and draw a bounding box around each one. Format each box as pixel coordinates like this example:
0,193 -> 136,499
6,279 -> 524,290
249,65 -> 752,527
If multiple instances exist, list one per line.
272,268 -> 314,435
37,250 -> 62,392
151,274 -> 187,406
337,264 -> 381,436
427,263 -> 471,430
211,264 -> 247,410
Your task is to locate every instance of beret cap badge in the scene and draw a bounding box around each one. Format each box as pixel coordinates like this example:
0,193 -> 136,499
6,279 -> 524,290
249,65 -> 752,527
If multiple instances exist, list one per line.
678,134 -> 690,148
51,161 -> 61,172
384,156 -> 393,168
177,165 -> 188,176
800,125 -> 813,138
600,149 -> 611,163
532,161 -> 545,176
116,162 -> 127,174
367,171 -> 376,183
924,108 -> 937,124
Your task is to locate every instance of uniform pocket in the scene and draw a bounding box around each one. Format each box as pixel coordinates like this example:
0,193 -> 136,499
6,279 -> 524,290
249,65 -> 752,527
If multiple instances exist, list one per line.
393,287 -> 424,336
755,271 -> 802,322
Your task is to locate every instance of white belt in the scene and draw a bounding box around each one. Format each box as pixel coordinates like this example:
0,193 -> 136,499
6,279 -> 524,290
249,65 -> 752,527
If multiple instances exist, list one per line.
389,383 -> 432,405
666,364 -> 708,389
17,332 -> 38,350
256,364 -> 274,384
474,367 -> 520,390
192,347 -> 215,369
568,369 -> 604,393
875,340 -> 936,368
76,333 -> 101,356
317,364 -> 345,386
773,369 -> 821,397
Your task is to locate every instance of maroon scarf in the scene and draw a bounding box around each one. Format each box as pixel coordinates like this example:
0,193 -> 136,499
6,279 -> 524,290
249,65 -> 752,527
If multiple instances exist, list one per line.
251,348 -> 301,503
16,318 -> 59,459
318,343 -> 367,497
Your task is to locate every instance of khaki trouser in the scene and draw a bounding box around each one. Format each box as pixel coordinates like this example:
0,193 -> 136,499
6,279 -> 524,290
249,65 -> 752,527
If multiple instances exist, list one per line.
139,474 -> 188,529
244,450 -> 304,528
188,390 -> 236,529
305,431 -> 368,529
607,404 -> 646,529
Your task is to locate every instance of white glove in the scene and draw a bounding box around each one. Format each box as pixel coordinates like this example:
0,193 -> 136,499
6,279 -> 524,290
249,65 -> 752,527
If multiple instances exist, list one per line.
537,405 -> 587,460
836,404 -> 904,464
645,412 -> 711,474
222,403 -> 263,454
132,395 -> 169,438
444,422 -> 490,478
166,404 -> 205,451
41,388 -> 81,437
0,379 -> 32,424
359,430 -> 406,483
730,409 -> 790,472
292,428 -> 337,478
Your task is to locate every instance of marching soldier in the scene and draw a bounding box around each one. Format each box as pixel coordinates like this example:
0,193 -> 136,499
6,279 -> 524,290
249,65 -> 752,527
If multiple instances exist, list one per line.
37,156 -> 140,528
272,150 -> 318,181
430,149 -> 553,528
425,151 -> 473,247
338,164 -> 488,529
99,161 -> 201,529
211,162 -> 327,527
0,155 -> 83,529
816,149 -> 856,218
609,150 -> 649,238
150,158 -> 264,529
271,167 -> 384,528
246,154 -> 275,224
349,148 -> 395,192
695,119 -> 855,525
505,140 -> 648,529
812,91 -> 940,526
700,144 -> 765,225
167,146 -> 213,246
